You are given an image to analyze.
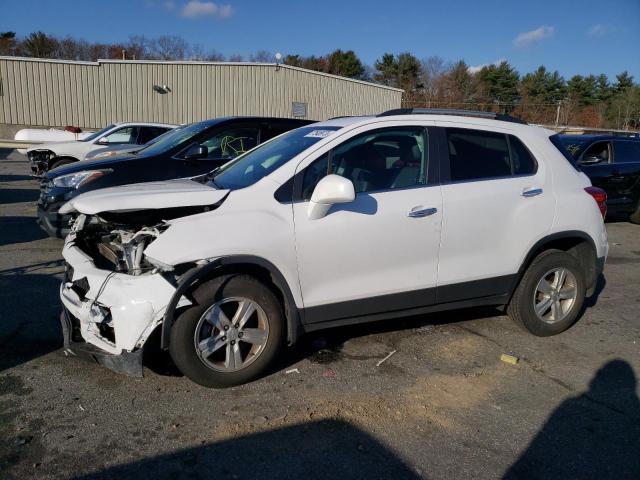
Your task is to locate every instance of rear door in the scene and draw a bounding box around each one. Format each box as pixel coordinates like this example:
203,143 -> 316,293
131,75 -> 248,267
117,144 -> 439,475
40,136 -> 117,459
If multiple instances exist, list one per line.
610,140 -> 640,211
435,125 -> 555,301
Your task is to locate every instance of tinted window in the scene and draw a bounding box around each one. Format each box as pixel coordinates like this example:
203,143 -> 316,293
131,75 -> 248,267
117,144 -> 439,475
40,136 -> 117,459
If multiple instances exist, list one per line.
446,128 -> 510,181
613,141 -> 640,163
580,141 -> 610,164
508,135 -> 537,175
138,126 -> 170,145
302,127 -> 428,199
550,134 -> 581,171
199,128 -> 259,160
81,124 -> 115,142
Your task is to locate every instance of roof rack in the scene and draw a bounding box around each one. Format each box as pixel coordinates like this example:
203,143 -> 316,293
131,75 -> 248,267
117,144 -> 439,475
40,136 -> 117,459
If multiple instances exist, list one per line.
377,108 -> 527,124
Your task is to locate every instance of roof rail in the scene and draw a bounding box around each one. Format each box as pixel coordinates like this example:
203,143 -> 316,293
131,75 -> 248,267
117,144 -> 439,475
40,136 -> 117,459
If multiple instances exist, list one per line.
377,108 -> 527,124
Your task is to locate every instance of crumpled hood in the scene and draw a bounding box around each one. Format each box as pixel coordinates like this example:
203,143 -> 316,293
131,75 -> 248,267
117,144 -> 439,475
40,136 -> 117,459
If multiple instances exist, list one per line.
59,179 -> 229,214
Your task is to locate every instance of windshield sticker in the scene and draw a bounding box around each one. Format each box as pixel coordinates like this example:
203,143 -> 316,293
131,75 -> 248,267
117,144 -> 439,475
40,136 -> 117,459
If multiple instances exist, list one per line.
304,130 -> 335,138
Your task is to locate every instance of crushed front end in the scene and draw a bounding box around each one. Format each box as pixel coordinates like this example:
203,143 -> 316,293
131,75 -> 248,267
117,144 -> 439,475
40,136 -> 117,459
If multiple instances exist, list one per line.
28,149 -> 55,176
60,214 -> 187,376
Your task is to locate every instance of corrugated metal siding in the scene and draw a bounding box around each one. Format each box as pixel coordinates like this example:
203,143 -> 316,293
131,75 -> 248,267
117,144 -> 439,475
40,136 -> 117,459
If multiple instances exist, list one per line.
0,57 -> 402,128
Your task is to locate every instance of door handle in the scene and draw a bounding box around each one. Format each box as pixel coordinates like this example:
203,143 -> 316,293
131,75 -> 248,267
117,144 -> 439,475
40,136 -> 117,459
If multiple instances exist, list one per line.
408,207 -> 438,218
521,187 -> 543,198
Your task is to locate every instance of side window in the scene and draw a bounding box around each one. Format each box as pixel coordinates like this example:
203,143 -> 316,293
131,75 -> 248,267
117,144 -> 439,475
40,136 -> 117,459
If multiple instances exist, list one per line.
580,141 -> 610,164
445,128 -> 511,181
613,141 -> 640,163
138,127 -> 169,145
302,127 -> 428,199
199,128 -> 259,160
102,127 -> 137,144
508,135 -> 537,175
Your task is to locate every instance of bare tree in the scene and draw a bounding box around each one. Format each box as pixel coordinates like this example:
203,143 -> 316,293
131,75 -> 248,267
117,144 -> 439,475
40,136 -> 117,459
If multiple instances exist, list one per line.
150,35 -> 189,60
249,50 -> 273,63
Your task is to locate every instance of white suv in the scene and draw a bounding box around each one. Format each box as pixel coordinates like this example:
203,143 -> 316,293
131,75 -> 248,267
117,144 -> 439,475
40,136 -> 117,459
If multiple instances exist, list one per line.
58,109 -> 608,387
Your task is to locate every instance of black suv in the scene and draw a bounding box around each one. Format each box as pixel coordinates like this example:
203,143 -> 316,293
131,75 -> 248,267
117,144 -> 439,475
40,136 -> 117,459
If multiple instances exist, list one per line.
559,134 -> 640,223
39,117 -> 313,237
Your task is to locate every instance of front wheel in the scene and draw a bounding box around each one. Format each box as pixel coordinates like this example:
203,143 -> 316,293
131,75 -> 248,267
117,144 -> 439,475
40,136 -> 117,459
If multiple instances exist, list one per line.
508,250 -> 586,336
169,274 -> 284,388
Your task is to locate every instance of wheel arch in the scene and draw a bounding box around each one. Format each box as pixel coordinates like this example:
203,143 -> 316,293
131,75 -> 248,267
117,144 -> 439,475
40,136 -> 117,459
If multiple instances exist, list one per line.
517,231 -> 599,296
161,255 -> 302,350
48,155 -> 79,170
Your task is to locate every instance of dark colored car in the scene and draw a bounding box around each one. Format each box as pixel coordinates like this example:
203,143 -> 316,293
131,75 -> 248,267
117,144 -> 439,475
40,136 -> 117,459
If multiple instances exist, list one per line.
39,117 -> 313,237
558,134 -> 640,223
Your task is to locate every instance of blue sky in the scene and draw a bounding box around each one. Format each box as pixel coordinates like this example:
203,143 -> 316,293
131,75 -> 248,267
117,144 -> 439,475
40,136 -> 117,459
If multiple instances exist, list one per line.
2,0 -> 639,79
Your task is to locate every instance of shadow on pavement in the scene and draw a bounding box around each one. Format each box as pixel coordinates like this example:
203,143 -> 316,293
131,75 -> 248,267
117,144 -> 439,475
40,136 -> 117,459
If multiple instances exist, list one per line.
0,271 -> 63,372
75,419 -> 422,480
0,174 -> 34,182
0,216 -> 48,246
504,359 -> 640,479
0,188 -> 39,204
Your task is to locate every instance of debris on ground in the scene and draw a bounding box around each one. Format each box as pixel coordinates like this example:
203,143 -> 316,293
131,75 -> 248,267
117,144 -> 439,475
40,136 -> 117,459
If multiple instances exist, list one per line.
322,369 -> 336,378
376,350 -> 397,367
15,436 -> 32,446
253,415 -> 269,424
500,353 -> 519,365
285,368 -> 300,374
78,404 -> 85,411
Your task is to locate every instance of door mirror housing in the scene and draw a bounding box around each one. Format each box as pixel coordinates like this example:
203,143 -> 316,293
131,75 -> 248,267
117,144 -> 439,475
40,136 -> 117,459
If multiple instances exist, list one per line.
308,174 -> 355,220
184,145 -> 208,161
97,137 -> 109,145
579,155 -> 603,165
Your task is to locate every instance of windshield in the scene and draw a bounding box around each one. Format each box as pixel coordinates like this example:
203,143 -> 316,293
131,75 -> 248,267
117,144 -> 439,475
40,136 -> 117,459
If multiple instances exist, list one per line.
136,122 -> 211,156
210,126 -> 341,190
556,135 -> 591,159
550,134 -> 581,171
81,124 -> 115,142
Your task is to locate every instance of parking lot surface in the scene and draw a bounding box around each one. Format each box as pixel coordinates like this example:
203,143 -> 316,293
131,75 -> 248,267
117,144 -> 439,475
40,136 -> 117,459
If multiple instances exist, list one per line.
1,148 -> 639,480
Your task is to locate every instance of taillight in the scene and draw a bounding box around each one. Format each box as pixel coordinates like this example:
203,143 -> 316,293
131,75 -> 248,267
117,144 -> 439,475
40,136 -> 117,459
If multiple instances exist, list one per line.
585,186 -> 607,219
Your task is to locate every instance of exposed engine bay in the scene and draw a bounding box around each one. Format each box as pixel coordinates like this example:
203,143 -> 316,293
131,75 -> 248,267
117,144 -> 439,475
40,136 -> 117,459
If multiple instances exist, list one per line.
71,214 -> 166,275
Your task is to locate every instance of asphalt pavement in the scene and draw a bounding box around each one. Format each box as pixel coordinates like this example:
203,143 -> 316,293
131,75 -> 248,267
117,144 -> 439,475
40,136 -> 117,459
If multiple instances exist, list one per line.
1,148 -> 638,480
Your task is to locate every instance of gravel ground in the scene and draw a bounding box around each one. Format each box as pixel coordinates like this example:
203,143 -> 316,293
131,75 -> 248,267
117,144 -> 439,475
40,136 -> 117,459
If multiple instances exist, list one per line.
1,148 -> 639,480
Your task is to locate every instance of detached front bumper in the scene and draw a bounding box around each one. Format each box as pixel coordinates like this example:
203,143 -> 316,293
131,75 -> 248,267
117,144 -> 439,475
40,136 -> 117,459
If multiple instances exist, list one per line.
60,240 -> 182,375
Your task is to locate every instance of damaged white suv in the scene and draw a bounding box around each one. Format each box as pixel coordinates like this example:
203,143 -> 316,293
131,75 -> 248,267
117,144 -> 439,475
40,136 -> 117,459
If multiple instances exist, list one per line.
59,109 -> 608,387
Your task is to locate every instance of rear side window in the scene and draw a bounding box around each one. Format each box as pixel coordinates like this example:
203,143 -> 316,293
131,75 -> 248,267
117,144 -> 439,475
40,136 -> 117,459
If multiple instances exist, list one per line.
445,128 -> 511,181
549,134 -> 581,171
613,141 -> 640,163
508,135 -> 537,175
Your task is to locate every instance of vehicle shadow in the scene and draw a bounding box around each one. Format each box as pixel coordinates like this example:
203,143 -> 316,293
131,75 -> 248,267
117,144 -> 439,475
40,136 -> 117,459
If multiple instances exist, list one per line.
0,268 -> 64,372
0,216 -> 49,246
503,359 -> 640,479
0,188 -> 39,204
74,419 -> 422,480
0,174 -> 34,182
584,273 -> 606,308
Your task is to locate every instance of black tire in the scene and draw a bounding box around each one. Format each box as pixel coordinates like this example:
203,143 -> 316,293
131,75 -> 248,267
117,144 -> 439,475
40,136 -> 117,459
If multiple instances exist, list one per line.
629,203 -> 640,224
49,158 -> 76,170
508,250 -> 586,336
169,274 -> 284,388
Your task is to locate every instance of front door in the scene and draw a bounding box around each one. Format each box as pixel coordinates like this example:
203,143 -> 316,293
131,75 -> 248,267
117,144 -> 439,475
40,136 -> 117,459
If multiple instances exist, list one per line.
292,125 -> 442,325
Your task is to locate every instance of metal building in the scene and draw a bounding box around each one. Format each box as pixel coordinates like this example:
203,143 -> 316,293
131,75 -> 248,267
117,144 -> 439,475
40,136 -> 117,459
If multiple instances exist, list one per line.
0,56 -> 402,129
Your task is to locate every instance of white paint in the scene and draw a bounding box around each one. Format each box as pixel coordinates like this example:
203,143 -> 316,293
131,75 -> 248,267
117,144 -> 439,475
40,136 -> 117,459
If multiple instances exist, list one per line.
59,179 -> 228,214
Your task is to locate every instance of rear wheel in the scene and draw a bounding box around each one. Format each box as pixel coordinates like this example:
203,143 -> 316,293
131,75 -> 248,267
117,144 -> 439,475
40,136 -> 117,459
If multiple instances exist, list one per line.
169,274 -> 284,388
629,202 -> 640,224
508,250 -> 586,336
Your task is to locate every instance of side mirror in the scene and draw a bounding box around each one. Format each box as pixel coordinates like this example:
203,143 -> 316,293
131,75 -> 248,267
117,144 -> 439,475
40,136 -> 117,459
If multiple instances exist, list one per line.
97,137 -> 109,145
184,145 -> 208,161
308,174 -> 355,220
579,155 -> 603,165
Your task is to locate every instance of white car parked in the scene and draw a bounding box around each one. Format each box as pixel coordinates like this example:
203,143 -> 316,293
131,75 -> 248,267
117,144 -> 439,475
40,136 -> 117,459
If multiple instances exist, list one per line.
26,122 -> 176,175
59,109 -> 608,387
